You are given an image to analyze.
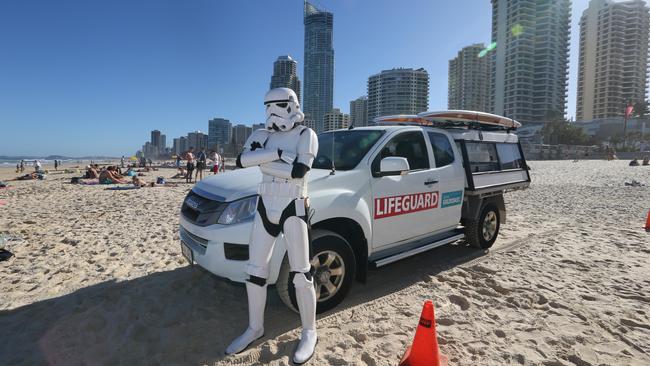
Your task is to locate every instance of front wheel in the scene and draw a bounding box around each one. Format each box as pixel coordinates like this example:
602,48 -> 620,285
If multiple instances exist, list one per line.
464,203 -> 500,249
276,229 -> 356,314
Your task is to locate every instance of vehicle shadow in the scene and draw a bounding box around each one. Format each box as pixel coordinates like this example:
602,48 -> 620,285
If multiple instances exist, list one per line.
0,244 -> 484,365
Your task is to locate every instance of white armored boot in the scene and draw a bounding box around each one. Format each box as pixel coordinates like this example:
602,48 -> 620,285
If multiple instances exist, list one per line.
292,273 -> 318,364
225,281 -> 266,354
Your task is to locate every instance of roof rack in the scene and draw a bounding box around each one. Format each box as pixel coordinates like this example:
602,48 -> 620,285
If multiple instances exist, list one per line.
374,110 -> 521,131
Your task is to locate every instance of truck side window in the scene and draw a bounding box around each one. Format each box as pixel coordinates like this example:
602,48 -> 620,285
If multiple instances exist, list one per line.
372,131 -> 430,173
496,143 -> 523,169
427,132 -> 454,167
466,143 -> 500,172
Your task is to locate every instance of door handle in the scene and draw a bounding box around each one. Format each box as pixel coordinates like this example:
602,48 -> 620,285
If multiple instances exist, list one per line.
424,179 -> 438,185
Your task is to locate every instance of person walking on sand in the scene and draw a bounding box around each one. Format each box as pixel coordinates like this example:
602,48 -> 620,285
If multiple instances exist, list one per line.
34,160 -> 41,173
20,160 -> 25,172
183,147 -> 196,183
54,160 -> 58,171
121,156 -> 125,168
195,148 -> 207,181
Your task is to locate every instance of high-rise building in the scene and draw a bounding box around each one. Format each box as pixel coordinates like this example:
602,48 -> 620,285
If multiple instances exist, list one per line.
231,124 -> 253,152
179,136 -> 188,153
252,123 -> 265,131
448,44 -> 490,112
208,118 -> 232,148
349,96 -> 368,127
577,0 -> 650,121
323,108 -> 350,131
303,116 -> 317,131
303,1 -> 334,133
367,68 -> 429,123
489,0 -> 571,122
160,134 -> 166,151
172,138 -> 181,156
187,131 -> 207,150
270,55 -> 301,101
151,130 -> 161,149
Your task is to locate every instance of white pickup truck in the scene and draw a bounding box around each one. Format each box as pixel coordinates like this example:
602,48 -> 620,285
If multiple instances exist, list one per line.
179,111 -> 530,313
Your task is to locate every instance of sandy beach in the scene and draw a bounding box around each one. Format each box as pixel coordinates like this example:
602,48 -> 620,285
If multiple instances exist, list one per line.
0,160 -> 648,365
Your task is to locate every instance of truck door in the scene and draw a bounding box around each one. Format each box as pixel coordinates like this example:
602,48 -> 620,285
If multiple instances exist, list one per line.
426,131 -> 465,230
370,130 -> 443,249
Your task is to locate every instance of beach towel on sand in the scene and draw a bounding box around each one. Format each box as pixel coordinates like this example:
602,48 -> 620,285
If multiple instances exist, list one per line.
106,185 -> 141,190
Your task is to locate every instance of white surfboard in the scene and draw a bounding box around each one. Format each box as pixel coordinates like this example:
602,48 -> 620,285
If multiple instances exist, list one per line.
418,110 -> 521,129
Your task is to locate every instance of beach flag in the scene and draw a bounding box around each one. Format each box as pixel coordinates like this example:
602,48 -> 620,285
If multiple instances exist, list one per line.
625,104 -> 634,119
399,300 -> 447,366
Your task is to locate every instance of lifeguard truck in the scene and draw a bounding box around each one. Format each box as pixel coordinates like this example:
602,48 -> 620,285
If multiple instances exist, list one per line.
178,110 -> 531,313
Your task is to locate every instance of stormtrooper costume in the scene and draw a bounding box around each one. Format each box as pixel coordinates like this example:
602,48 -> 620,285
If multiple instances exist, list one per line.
226,88 -> 319,364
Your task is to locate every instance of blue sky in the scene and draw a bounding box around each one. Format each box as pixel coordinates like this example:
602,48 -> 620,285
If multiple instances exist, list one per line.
1,0 -> 590,157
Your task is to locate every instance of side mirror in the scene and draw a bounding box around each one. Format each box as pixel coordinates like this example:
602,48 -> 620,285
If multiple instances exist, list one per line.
379,157 -> 410,176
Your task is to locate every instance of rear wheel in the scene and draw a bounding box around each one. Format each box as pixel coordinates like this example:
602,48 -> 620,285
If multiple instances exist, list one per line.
276,229 -> 356,314
465,203 -> 500,249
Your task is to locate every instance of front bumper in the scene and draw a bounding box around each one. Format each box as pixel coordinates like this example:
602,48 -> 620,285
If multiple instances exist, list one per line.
179,215 -> 286,284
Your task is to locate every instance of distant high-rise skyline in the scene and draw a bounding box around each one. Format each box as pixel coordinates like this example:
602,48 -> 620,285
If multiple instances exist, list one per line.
349,96 -> 368,127
576,0 -> 649,121
270,55 -> 301,102
323,108 -> 349,131
489,0 -> 571,122
151,130 -> 161,150
303,1 -> 334,133
448,44 -> 490,112
367,68 -> 429,123
208,118 -> 232,148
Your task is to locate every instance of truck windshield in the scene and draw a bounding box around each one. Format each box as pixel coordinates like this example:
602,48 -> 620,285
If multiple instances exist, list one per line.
313,130 -> 385,170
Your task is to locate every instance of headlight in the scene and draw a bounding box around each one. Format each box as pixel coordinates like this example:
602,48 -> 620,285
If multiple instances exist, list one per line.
218,196 -> 258,225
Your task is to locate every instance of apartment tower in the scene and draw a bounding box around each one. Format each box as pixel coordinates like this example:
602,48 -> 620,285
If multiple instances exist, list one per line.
577,0 -> 650,120
489,0 -> 571,122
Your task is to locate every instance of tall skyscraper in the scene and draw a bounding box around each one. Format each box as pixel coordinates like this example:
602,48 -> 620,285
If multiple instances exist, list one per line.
160,134 -> 166,152
270,55 -> 301,101
367,68 -> 429,123
323,108 -> 350,131
489,0 -> 571,122
349,96 -> 368,127
151,130 -> 161,149
577,0 -> 650,121
208,118 -> 232,148
187,131 -> 207,150
252,123 -> 265,131
303,1 -> 334,133
448,44 -> 490,112
231,124 -> 253,151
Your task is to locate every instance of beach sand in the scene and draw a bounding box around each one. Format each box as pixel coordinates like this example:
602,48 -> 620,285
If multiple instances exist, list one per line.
0,161 -> 648,365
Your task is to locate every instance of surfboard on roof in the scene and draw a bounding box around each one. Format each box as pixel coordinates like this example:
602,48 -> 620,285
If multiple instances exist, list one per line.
374,110 -> 521,130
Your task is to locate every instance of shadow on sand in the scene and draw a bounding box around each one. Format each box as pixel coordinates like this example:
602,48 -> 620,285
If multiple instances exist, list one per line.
0,243 -> 485,365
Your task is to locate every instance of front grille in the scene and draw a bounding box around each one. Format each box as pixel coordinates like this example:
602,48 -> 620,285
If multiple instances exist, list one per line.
224,243 -> 249,261
181,190 -> 227,226
179,226 -> 208,255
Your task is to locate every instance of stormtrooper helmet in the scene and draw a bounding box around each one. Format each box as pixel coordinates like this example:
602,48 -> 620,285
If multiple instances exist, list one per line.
264,88 -> 304,131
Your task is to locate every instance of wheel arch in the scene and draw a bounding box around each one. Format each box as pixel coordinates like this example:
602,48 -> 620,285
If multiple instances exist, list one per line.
312,217 -> 369,283
461,192 -> 506,225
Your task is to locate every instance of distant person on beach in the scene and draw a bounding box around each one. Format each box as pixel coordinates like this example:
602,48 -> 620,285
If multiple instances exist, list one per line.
643,156 -> 649,166
196,148 -> 207,181
19,160 -> 24,172
176,155 -> 181,169
34,160 -> 41,172
183,147 -> 196,183
121,156 -> 125,168
54,160 -> 58,171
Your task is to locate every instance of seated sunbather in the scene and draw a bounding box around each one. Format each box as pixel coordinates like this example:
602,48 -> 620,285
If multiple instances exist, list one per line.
132,176 -> 147,187
99,169 -> 128,184
85,166 -> 99,179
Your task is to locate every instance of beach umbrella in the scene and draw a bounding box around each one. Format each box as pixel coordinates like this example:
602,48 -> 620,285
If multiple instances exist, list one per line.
129,156 -> 138,161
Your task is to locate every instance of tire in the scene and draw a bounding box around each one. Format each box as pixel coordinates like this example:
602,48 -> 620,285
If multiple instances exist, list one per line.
277,229 -> 356,314
465,203 -> 500,249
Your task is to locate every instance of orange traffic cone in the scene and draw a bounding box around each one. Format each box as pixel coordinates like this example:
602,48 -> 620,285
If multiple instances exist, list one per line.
399,300 -> 448,366
645,210 -> 650,232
